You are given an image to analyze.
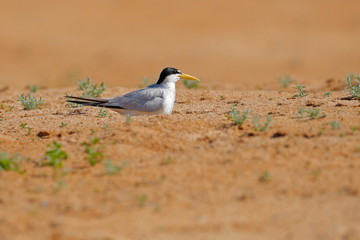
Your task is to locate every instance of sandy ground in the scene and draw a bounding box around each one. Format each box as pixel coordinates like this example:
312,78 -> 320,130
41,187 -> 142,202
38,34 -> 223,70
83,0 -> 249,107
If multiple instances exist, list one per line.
0,85 -> 360,240
1,0 -> 360,239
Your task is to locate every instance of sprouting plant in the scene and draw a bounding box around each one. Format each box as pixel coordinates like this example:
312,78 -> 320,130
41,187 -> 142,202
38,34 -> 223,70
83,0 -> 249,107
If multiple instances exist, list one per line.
253,115 -> 272,131
183,79 -> 199,89
259,171 -> 272,182
324,91 -> 331,97
225,104 -> 249,126
78,78 -> 106,97
0,152 -> 25,174
277,75 -> 294,88
220,95 -> 225,101
296,108 -> 326,120
137,194 -> 147,207
104,160 -> 127,175
329,120 -> 341,130
161,157 -> 173,166
8,105 -> 14,111
82,138 -> 104,166
125,114 -> 131,125
20,122 -> 33,134
98,107 -> 108,118
345,73 -> 360,99
28,85 -> 39,93
293,83 -> 308,98
44,141 -> 68,168
59,122 -> 67,127
17,94 -> 44,110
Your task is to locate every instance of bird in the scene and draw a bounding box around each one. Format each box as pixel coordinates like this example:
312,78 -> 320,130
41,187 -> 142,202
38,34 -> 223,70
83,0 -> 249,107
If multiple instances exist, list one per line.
66,67 -> 200,116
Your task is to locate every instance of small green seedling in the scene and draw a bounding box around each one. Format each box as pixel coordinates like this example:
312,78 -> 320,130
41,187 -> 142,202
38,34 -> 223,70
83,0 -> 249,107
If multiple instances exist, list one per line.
78,78 -> 106,97
253,115 -> 272,132
277,75 -> 294,88
20,122 -> 33,134
125,114 -> 131,125
220,95 -> 225,101
17,94 -> 44,110
183,79 -> 199,89
0,152 -> 25,174
161,157 -> 173,165
329,120 -> 341,130
104,160 -> 127,175
82,138 -> 104,166
293,83 -> 308,98
225,104 -> 249,126
296,108 -> 326,120
44,141 -> 68,168
28,85 -> 39,93
98,107 -> 108,118
345,73 -> 360,99
8,105 -> 14,111
59,122 -> 67,128
259,171 -> 272,182
324,91 -> 331,97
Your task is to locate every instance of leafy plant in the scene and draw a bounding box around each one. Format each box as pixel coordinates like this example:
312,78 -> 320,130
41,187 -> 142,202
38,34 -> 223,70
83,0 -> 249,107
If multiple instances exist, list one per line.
98,107 -> 108,118
324,91 -> 331,97
125,114 -> 131,125
0,152 -> 25,174
17,94 -> 44,110
28,85 -> 39,93
78,78 -> 106,97
345,73 -> 360,99
253,115 -> 272,131
82,138 -> 104,166
277,75 -> 294,88
104,160 -> 127,175
225,104 -> 249,126
293,84 -> 308,98
59,122 -> 67,127
8,105 -> 14,111
44,141 -> 68,168
183,79 -> 199,89
329,120 -> 341,130
259,171 -> 272,182
20,122 -> 33,134
296,108 -> 326,120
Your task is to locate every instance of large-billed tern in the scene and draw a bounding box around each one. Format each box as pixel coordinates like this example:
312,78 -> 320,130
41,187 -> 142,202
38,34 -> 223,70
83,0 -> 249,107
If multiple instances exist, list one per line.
66,67 -> 200,116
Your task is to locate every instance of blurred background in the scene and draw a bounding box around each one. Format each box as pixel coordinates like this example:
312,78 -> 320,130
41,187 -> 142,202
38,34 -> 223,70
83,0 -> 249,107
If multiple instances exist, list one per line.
1,0 -> 360,90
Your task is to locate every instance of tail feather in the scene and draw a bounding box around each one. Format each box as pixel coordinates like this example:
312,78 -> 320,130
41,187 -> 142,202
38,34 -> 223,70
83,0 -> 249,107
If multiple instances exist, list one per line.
65,95 -> 109,103
66,96 -> 124,109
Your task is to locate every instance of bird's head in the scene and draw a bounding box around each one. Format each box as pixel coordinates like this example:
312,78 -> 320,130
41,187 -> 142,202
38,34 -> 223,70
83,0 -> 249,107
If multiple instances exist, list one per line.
156,67 -> 200,85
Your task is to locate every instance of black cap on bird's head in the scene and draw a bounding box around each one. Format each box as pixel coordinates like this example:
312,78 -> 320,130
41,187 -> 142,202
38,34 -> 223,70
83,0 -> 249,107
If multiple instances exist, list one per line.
156,67 -> 200,85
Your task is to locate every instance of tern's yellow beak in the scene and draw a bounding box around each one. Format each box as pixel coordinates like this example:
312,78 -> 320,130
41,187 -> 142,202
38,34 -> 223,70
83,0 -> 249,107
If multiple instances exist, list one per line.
179,73 -> 200,81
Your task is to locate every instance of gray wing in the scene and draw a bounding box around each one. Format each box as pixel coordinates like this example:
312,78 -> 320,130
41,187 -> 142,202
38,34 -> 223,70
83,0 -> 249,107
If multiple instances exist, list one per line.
106,87 -> 165,112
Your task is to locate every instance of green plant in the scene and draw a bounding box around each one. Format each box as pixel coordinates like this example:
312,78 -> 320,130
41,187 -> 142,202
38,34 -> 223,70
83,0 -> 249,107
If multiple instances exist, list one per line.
59,122 -> 67,127
329,120 -> 341,130
20,122 -> 33,134
82,138 -> 104,166
44,141 -> 68,168
104,160 -> 127,175
125,114 -> 131,125
293,83 -> 308,98
277,75 -> 294,88
137,194 -> 147,207
161,157 -> 173,165
98,107 -> 108,118
225,104 -> 249,126
220,95 -> 225,101
0,152 -> 25,174
28,85 -> 39,93
78,78 -> 106,97
17,94 -> 44,110
296,108 -> 326,120
183,79 -> 199,89
253,115 -> 272,131
259,171 -> 272,182
8,105 -> 14,111
345,73 -> 360,99
324,91 -> 331,97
